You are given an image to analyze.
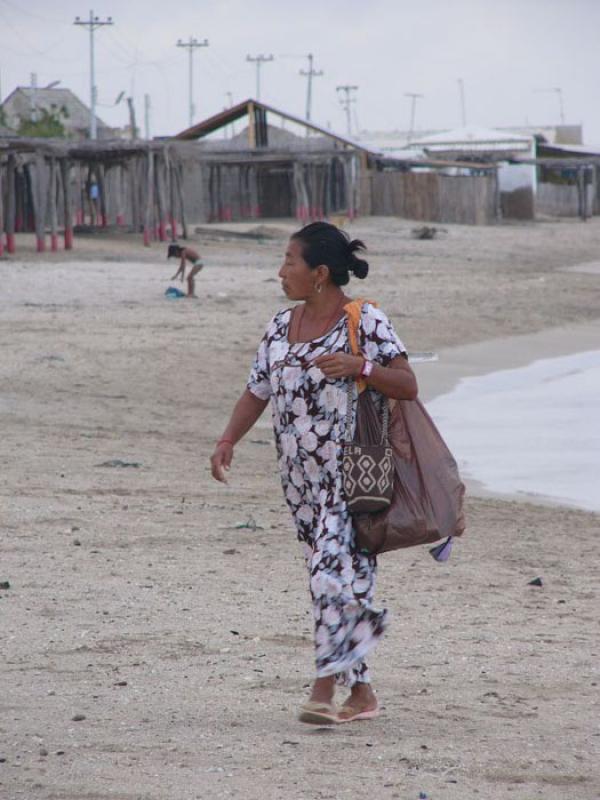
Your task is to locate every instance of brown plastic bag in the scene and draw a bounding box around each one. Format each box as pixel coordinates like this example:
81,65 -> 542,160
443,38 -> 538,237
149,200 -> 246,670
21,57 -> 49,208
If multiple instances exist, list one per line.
352,392 -> 466,556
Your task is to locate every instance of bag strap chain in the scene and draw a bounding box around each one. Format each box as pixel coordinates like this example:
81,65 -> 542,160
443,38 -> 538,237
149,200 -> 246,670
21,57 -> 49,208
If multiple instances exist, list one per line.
343,307 -> 389,447
344,379 -> 389,446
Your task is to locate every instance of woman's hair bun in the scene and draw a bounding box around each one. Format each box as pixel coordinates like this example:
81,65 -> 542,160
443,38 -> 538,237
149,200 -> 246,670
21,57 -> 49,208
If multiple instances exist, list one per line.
291,222 -> 370,286
348,238 -> 369,280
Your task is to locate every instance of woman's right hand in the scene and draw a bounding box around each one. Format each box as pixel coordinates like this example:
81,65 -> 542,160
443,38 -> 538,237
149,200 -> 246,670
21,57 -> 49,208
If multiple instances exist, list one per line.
210,441 -> 234,483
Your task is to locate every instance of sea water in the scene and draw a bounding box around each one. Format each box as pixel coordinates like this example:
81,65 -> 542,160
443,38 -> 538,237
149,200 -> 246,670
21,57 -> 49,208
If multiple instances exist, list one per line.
427,350 -> 600,512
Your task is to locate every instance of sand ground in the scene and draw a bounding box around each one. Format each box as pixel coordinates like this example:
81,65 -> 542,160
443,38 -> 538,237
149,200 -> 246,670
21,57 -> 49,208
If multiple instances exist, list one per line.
1,217 -> 599,800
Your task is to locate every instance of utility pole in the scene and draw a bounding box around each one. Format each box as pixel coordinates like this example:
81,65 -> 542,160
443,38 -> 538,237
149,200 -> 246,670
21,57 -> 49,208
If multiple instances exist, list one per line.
126,96 -> 137,140
177,36 -> 209,128
74,10 -> 114,140
336,85 -> 358,136
405,92 -> 424,142
457,78 -> 467,127
246,54 -> 274,101
300,53 -> 323,123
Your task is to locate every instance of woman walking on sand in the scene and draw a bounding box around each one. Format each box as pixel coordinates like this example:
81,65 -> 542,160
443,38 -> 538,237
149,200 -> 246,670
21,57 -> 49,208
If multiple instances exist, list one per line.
210,222 -> 417,725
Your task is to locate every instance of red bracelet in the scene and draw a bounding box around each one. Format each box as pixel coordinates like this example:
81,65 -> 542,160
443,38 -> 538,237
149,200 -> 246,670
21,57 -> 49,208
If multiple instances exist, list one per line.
217,438 -> 234,447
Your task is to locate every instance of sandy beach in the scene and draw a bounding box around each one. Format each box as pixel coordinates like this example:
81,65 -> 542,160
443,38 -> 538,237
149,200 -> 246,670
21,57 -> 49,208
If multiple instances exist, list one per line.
1,217 -> 599,800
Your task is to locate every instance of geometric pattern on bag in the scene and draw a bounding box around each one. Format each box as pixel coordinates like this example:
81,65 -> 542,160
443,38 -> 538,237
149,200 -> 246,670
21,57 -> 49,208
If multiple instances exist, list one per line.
342,375 -> 394,514
343,443 -> 394,514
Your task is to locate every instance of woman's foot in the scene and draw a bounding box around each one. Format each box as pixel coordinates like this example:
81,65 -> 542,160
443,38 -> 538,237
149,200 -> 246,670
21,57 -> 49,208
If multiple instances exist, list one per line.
308,675 -> 336,705
337,683 -> 379,723
298,675 -> 337,725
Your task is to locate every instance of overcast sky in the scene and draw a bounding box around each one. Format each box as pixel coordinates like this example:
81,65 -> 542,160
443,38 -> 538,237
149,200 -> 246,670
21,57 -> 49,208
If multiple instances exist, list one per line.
1,0 -> 598,142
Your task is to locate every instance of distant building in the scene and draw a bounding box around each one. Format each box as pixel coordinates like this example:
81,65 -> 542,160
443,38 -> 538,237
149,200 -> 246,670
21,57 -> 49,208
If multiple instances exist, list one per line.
0,86 -> 113,140
173,98 -> 374,220
497,124 -> 583,146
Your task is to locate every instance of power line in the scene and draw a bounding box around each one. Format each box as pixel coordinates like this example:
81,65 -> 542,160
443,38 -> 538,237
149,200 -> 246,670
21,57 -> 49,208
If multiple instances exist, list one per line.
299,53 -> 323,123
336,85 -> 358,136
73,10 -> 114,140
246,54 -> 274,101
176,36 -> 209,128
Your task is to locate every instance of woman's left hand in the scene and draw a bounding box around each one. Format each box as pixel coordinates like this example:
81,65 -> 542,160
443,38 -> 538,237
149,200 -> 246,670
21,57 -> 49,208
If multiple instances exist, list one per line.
314,353 -> 363,379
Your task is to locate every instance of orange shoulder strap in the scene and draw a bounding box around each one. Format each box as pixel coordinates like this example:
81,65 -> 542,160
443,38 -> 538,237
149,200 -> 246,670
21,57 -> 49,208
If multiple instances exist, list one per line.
343,298 -> 377,393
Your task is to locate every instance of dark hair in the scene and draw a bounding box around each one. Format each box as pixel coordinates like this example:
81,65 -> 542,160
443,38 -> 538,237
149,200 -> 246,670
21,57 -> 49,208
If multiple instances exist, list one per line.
291,222 -> 369,286
167,243 -> 183,259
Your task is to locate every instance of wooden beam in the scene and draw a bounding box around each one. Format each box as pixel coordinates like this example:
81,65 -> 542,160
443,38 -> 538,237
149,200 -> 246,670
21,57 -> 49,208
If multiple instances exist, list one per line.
5,155 -> 16,253
247,102 -> 256,149
60,158 -> 74,249
48,158 -> 59,251
143,149 -> 154,247
0,160 -> 4,257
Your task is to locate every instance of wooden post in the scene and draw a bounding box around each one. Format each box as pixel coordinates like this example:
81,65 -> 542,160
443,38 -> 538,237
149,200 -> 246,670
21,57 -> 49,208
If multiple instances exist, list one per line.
165,149 -> 177,239
143,149 -> 154,246
60,158 -> 74,249
97,163 -> 108,226
74,165 -> 83,226
129,161 -> 139,233
6,155 -> 16,253
48,158 -> 59,251
29,155 -> 48,252
249,165 -> 260,218
248,102 -> 256,148
0,159 -> 4,257
115,165 -> 125,225
154,153 -> 167,241
175,164 -> 187,239
16,166 -> 26,232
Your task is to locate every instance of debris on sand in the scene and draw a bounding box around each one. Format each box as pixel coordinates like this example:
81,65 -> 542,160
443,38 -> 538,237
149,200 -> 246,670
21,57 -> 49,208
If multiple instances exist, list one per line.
95,459 -> 142,468
411,225 -> 446,240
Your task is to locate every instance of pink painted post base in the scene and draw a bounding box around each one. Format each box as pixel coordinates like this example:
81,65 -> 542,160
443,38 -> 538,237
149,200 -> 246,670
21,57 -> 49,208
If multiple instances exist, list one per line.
64,228 -> 74,250
36,237 -> 46,253
6,233 -> 16,253
51,234 -> 59,252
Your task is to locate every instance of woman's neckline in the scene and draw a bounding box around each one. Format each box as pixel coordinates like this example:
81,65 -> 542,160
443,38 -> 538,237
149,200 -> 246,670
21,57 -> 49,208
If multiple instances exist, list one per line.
286,305 -> 347,346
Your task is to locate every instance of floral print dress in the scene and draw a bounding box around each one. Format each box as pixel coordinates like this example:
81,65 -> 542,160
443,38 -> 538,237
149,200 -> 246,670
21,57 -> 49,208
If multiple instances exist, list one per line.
247,302 -> 406,687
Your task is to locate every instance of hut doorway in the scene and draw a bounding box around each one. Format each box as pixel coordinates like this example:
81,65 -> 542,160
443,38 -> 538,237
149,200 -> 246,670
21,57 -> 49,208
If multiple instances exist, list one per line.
257,165 -> 294,217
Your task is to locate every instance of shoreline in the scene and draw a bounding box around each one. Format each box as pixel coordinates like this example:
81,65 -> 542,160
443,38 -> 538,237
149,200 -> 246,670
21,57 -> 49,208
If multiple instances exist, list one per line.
413,320 -> 600,513
414,318 -> 600,402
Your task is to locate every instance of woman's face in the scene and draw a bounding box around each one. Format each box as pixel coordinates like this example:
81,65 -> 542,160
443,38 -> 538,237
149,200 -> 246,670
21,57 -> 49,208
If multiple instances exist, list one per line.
278,238 -> 317,301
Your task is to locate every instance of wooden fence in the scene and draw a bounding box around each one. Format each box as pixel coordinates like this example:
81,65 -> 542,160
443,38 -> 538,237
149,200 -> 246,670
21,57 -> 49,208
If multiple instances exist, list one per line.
369,170 -> 499,225
536,182 -> 596,219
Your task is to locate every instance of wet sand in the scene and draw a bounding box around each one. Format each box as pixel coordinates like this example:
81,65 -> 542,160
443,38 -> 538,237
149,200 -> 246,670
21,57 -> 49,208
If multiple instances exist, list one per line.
1,219 -> 599,799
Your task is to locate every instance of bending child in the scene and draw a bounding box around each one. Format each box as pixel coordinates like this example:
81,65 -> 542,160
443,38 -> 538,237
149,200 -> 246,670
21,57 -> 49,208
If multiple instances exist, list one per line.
167,243 -> 204,298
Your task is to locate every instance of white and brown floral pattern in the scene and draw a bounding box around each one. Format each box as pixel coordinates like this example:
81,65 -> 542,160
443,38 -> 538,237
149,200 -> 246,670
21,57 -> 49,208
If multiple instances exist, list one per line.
248,303 -> 405,687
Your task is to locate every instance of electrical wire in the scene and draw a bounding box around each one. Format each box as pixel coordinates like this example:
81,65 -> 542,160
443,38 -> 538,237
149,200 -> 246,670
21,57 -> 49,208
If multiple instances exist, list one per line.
0,3 -> 79,61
